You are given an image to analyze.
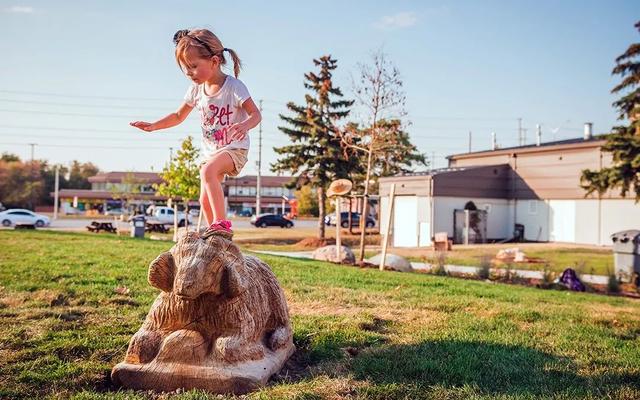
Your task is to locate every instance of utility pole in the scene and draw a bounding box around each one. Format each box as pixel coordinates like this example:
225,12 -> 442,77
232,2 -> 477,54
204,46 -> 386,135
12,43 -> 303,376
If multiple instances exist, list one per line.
53,166 -> 60,220
468,131 -> 472,153
256,99 -> 263,216
29,143 -> 36,161
169,147 -> 173,161
28,143 -> 36,210
518,118 -> 523,146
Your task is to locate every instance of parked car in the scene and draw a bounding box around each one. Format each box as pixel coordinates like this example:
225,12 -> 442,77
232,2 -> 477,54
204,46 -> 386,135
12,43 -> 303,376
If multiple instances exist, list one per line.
237,209 -> 253,217
104,208 -> 124,216
147,206 -> 194,227
250,214 -> 294,228
0,209 -> 50,227
324,212 -> 376,228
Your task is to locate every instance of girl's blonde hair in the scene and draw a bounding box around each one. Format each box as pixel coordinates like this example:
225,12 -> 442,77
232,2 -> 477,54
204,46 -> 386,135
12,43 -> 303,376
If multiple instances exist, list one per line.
173,29 -> 242,78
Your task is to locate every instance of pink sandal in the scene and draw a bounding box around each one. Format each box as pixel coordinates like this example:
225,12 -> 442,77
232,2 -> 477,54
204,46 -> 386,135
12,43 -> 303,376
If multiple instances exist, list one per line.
204,219 -> 233,235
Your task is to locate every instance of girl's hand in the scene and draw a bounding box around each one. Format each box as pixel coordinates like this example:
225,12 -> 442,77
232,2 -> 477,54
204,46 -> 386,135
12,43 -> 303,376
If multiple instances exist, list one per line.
130,121 -> 155,132
226,122 -> 248,144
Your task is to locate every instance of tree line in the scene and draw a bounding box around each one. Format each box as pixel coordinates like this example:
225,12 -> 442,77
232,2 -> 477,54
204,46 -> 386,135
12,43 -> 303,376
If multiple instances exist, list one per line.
0,153 -> 99,209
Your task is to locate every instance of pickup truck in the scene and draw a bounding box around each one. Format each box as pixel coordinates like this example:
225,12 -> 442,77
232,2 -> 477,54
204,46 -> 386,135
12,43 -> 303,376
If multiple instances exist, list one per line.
148,206 -> 194,227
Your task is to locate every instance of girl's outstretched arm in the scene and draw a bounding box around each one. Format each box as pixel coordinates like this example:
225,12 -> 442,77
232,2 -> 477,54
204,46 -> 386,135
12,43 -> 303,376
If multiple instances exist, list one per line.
130,102 -> 194,132
226,98 -> 261,143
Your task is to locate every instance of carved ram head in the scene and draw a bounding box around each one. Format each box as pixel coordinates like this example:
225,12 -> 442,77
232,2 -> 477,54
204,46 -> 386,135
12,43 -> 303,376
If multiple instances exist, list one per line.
147,230 -> 248,300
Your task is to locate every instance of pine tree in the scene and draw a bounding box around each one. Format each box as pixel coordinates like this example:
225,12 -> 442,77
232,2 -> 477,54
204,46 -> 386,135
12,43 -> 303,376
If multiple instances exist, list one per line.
581,21 -> 640,200
272,55 -> 360,239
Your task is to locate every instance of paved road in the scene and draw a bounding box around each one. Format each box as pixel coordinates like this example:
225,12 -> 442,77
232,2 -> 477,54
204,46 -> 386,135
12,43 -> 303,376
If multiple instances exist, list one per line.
6,217 -> 320,232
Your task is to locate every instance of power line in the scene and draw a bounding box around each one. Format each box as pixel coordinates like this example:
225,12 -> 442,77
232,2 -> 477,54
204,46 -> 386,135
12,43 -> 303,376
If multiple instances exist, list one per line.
0,142 -> 172,150
0,98 -> 176,111
0,124 -> 189,134
0,108 -> 200,120
0,132 -> 185,142
0,89 -> 177,102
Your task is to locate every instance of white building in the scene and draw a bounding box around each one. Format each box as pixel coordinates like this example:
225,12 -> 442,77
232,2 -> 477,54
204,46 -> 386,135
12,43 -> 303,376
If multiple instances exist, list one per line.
379,134 -> 640,247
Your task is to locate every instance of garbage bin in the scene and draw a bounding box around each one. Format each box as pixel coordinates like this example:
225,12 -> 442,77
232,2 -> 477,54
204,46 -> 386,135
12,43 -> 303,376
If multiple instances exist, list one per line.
611,230 -> 640,282
514,224 -> 525,242
130,215 -> 146,239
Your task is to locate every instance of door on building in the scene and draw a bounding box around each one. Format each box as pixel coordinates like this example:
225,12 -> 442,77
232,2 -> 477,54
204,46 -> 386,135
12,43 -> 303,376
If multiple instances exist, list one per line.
393,196 -> 418,247
549,200 -> 576,242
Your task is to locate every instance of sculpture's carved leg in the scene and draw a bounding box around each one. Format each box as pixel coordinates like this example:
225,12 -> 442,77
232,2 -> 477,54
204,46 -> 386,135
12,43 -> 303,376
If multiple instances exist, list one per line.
155,329 -> 208,364
215,313 -> 264,362
267,325 -> 292,351
215,334 -> 265,362
124,329 -> 163,364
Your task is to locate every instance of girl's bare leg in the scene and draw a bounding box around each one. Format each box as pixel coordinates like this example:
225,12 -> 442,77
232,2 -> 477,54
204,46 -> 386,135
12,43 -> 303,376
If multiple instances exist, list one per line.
200,152 -> 235,223
199,179 -> 214,226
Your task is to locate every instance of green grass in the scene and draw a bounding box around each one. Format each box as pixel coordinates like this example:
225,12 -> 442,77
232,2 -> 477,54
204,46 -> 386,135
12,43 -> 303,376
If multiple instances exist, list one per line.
442,247 -> 613,276
1,230 -> 639,399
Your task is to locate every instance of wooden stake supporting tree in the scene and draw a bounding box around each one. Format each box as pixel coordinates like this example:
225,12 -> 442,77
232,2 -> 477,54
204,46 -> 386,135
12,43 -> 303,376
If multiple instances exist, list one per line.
327,179 -> 353,262
379,183 -> 396,271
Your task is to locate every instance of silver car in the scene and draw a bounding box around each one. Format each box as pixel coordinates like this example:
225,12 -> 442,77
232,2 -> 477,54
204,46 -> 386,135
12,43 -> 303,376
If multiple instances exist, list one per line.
0,209 -> 51,227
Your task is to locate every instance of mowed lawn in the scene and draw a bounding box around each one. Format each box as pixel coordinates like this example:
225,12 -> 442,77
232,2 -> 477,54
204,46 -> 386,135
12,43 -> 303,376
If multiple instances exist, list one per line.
1,231 -> 639,399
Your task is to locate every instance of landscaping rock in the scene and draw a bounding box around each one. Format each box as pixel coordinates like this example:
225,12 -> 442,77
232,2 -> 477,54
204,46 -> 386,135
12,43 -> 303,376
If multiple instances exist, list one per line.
496,247 -> 527,262
311,245 -> 355,264
367,253 -> 414,272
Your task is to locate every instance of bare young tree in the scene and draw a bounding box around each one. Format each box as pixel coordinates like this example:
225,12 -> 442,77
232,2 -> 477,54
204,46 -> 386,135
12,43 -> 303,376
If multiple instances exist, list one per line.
340,49 -> 409,263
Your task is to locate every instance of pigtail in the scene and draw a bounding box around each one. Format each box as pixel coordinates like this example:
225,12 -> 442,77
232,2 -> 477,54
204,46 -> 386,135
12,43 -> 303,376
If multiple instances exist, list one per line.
224,48 -> 242,78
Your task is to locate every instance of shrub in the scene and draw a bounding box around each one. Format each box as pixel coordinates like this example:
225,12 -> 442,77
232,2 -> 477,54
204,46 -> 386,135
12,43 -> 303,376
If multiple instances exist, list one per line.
431,251 -> 448,276
607,266 -> 621,294
477,255 -> 491,280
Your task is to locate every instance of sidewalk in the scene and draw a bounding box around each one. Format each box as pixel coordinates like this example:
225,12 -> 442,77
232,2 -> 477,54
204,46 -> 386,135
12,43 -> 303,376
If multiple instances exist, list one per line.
252,250 -> 610,285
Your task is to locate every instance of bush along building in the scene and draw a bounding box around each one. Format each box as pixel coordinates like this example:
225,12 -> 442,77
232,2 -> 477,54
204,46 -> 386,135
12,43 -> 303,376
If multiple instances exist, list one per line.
379,124 -> 640,247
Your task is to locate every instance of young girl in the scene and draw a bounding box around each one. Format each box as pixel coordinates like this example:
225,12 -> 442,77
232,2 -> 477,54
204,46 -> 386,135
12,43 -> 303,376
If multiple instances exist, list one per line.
130,28 -> 261,235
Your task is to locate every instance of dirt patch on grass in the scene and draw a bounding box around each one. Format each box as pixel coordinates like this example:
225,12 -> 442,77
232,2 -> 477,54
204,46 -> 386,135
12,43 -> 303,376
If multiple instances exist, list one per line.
266,375 -> 365,398
289,300 -> 448,330
0,294 -> 24,308
359,317 -> 393,334
585,303 -> 640,320
296,237 -> 336,248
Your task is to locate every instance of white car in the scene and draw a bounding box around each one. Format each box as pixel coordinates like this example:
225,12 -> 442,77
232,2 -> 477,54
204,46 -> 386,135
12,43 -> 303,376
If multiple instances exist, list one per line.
0,209 -> 51,227
148,206 -> 193,226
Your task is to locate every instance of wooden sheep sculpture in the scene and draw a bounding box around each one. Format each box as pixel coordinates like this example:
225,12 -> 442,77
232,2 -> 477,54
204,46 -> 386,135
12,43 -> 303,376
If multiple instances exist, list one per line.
111,229 -> 295,394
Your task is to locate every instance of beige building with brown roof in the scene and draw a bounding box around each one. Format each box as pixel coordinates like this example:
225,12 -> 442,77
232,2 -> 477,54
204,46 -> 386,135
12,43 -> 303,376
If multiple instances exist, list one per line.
54,172 -> 294,216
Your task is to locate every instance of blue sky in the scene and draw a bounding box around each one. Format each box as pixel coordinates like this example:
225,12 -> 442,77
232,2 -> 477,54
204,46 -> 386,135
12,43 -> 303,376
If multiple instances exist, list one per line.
1,1 -> 638,175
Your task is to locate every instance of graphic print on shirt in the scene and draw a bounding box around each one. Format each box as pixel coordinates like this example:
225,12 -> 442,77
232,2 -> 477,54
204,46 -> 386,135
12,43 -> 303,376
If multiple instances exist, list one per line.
201,103 -> 234,148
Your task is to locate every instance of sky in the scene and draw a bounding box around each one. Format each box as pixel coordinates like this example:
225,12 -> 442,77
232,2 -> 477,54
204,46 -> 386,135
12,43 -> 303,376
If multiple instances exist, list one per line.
1,0 -> 638,175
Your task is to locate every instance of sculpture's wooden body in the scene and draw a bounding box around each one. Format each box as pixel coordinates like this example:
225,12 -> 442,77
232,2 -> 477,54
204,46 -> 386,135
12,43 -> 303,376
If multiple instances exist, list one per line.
111,230 -> 295,394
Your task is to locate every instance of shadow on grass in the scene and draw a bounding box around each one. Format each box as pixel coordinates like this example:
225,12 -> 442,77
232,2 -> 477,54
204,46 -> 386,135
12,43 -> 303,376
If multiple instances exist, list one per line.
349,339 -> 640,397
275,330 -> 639,397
